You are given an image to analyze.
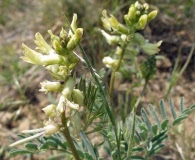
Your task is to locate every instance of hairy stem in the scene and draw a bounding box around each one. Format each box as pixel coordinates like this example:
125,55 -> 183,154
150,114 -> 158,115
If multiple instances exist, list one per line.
61,113 -> 81,160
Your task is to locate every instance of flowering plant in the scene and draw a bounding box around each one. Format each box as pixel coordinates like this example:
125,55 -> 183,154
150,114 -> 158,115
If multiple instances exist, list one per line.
9,1 -> 195,160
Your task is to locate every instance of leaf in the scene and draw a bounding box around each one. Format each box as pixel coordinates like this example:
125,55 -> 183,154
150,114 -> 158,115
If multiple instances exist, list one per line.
172,114 -> 188,126
146,144 -> 164,158
46,140 -> 58,149
139,130 -> 147,141
147,141 -> 153,151
160,99 -> 167,119
138,123 -> 148,132
83,152 -> 94,160
149,104 -> 160,128
182,108 -> 191,115
141,108 -> 152,132
152,124 -> 158,135
45,135 -> 67,150
25,143 -> 38,151
10,149 -> 35,157
169,99 -> 177,120
151,133 -> 168,151
161,118 -> 169,130
80,131 -> 97,160
190,104 -> 195,110
132,147 -> 145,152
151,130 -> 167,143
180,97 -> 185,112
134,134 -> 141,144
39,142 -> 49,150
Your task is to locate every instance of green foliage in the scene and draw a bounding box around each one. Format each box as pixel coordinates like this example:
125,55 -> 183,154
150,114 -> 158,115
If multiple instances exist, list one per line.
103,97 -> 195,159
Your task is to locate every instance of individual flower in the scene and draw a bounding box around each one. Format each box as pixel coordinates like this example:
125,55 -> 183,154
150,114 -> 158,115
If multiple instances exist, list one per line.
10,123 -> 60,147
42,104 -> 57,117
102,56 -> 119,69
100,30 -> 120,45
101,10 -> 128,34
21,43 -> 43,65
101,10 -> 112,31
61,78 -> 76,99
66,99 -> 79,110
56,95 -> 66,114
21,44 -> 66,66
141,40 -> 162,55
39,80 -> 62,93
34,32 -> 54,54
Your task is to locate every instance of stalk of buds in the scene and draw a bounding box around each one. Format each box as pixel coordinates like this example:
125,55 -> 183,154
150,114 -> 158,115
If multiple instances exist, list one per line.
101,1 -> 162,70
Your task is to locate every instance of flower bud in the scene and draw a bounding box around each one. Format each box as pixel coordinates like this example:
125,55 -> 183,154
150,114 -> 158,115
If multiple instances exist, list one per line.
60,28 -> 70,48
136,14 -> 148,30
127,4 -> 136,22
147,10 -> 158,22
42,104 -> 56,117
135,1 -> 142,10
101,30 -> 120,45
67,28 -> 83,51
124,14 -> 133,27
48,30 -> 62,52
72,89 -> 84,106
62,78 -> 75,99
143,3 -> 149,11
68,13 -> 77,36
40,80 -> 61,93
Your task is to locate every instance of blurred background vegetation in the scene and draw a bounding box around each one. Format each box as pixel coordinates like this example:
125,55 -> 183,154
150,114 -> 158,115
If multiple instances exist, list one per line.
0,0 -> 195,159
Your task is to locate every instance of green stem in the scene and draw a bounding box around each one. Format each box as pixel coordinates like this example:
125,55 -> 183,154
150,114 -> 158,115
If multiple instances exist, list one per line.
165,43 -> 194,98
127,79 -> 148,157
109,44 -> 127,100
78,43 -> 122,160
61,113 -> 81,160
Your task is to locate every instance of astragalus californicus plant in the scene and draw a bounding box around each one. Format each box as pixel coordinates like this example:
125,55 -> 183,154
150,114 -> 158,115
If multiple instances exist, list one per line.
9,1 -> 195,160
